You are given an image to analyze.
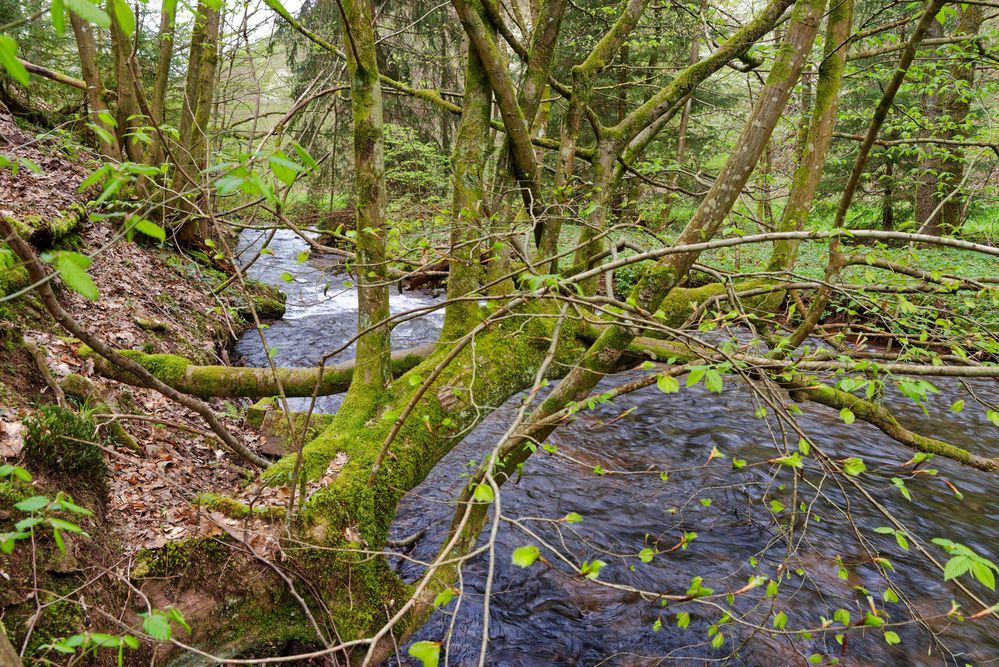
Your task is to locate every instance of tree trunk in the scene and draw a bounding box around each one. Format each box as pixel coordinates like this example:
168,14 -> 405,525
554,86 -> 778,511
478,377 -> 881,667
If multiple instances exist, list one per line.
766,0 -> 852,270
109,0 -> 144,163
149,4 -> 176,164
69,13 -> 119,159
171,2 -> 220,244
914,19 -> 945,232
918,4 -> 984,235
443,7 -> 493,338
341,0 -> 392,396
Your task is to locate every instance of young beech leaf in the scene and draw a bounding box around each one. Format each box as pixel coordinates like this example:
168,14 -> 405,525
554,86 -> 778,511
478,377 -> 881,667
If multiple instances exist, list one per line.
433,588 -> 456,608
512,545 -> 540,568
142,612 -> 172,641
840,407 -> 856,425
657,374 -> 679,394
472,482 -> 494,503
52,252 -> 99,301
408,640 -> 441,667
133,219 -> 165,242
841,457 -> 866,476
64,0 -> 110,29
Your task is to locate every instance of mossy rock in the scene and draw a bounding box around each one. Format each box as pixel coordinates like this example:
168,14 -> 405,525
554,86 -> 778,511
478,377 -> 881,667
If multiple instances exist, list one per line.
5,203 -> 87,249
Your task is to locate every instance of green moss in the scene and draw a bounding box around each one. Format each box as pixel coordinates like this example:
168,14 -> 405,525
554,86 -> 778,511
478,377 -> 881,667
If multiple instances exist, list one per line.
131,537 -> 232,579
193,493 -> 286,520
22,405 -> 108,498
17,596 -> 86,656
5,204 -> 86,248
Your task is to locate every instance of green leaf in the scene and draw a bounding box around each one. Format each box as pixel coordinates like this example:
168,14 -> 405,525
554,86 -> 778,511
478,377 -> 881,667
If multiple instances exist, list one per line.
512,545 -> 540,568
686,367 -> 706,387
971,562 -> 996,590
769,500 -> 785,513
472,483 -> 494,503
51,0 -> 65,34
773,611 -> 788,630
14,495 -> 49,512
408,640 -> 440,667
639,548 -> 654,563
52,252 -> 99,300
711,632 -> 724,648
0,36 -> 29,86
111,0 -> 135,36
704,369 -> 723,394
891,477 -> 911,501
64,0 -> 110,28
864,612 -> 885,627
839,407 -> 855,425
143,612 -> 172,641
581,559 -> 606,580
950,400 -> 965,413
291,142 -> 319,171
268,152 -> 305,186
884,630 -> 901,645
563,512 -> 582,524
433,588 -> 456,608
280,271 -> 295,283
772,452 -> 804,469
48,518 -> 85,534
656,374 -> 679,394
132,219 -> 165,242
842,457 -> 866,476
677,611 -> 690,628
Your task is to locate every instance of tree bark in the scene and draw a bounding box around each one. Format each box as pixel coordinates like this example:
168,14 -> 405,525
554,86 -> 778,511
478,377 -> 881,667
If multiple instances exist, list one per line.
109,0 -> 144,163
917,4 -> 984,235
171,2 -> 221,243
340,0 -> 392,397
766,0 -> 852,270
149,3 -> 177,164
69,13 -> 120,159
913,19 -> 945,233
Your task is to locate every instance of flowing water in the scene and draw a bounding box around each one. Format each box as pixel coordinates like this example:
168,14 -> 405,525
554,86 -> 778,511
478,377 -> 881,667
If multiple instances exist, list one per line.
236,229 -> 999,666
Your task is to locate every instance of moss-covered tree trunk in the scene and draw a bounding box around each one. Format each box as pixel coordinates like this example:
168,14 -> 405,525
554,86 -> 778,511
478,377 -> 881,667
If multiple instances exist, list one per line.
766,0 -> 852,271
341,0 -> 392,398
917,3 -> 984,236
443,6 -> 493,338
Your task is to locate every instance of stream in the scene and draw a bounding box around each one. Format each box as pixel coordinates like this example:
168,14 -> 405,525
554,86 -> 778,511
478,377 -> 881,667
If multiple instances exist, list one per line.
235,229 -> 999,666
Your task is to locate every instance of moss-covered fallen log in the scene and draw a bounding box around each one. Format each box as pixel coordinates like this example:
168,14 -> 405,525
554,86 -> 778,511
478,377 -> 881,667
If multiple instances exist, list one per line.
80,343 -> 436,398
787,379 -> 999,471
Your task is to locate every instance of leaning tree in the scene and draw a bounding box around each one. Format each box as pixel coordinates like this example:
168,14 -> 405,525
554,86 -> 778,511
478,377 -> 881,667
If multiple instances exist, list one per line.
2,0 -> 998,663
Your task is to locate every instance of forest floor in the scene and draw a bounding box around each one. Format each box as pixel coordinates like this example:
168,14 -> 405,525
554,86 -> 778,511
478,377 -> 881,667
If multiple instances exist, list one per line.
0,114 -> 301,659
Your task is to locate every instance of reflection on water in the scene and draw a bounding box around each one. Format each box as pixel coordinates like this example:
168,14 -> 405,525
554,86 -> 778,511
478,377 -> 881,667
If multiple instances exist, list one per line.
236,230 -> 999,666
